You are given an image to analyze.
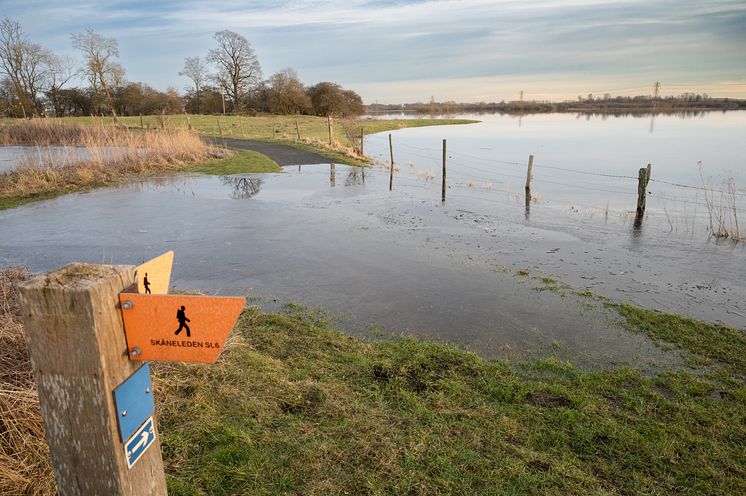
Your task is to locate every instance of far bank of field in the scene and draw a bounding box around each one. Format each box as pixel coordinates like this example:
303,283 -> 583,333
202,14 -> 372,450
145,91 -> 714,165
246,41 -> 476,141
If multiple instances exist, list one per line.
0,115 -> 476,209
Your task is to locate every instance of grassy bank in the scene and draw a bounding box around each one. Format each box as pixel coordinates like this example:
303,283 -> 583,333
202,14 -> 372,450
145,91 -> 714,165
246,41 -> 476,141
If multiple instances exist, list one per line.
2,268 -> 744,495
48,114 -> 477,164
0,121 -> 284,210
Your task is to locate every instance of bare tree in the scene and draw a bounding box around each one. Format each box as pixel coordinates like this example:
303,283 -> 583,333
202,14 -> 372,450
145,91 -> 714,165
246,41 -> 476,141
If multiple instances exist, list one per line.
45,54 -> 77,116
266,68 -> 311,114
71,28 -> 124,118
179,56 -> 208,98
0,17 -> 52,117
207,30 -> 261,111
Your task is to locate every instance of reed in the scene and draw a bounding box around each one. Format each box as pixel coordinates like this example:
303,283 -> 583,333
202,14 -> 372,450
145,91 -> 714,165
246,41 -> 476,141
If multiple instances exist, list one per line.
0,267 -> 55,496
0,120 -> 219,206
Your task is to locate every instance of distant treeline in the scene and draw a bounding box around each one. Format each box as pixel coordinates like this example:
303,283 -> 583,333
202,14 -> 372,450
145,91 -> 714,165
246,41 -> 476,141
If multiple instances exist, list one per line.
368,94 -> 746,115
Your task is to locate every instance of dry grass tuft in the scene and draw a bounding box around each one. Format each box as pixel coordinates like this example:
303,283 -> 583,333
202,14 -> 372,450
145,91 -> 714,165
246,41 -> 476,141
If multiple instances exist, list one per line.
0,267 -> 55,496
0,120 -> 220,204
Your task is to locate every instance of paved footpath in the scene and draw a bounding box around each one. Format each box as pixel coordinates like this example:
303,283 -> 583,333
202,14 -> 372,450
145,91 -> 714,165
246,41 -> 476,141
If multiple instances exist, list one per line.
207,137 -> 352,166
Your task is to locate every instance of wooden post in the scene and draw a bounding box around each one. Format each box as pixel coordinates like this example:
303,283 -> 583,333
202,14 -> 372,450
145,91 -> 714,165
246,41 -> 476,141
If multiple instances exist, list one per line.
525,154 -> 534,207
635,163 -> 652,220
139,114 -> 144,129
17,263 -> 167,495
295,121 -> 301,140
216,118 -> 222,136
160,108 -> 165,129
442,139 -> 447,202
328,116 -> 333,146
360,127 -> 365,156
388,133 -> 394,191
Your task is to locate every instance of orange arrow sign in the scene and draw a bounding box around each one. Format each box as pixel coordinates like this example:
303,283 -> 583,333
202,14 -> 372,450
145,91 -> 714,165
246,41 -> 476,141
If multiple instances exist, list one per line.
136,251 -> 174,295
119,293 -> 245,363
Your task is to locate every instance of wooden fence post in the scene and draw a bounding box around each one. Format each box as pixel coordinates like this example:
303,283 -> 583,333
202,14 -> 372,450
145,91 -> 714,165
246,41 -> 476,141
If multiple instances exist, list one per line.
442,139 -> 447,202
525,154 -> 534,207
328,116 -> 333,146
296,121 -> 301,140
139,114 -> 144,129
360,127 -> 365,156
389,133 -> 394,191
635,163 -> 652,221
216,118 -> 222,136
17,263 -> 168,495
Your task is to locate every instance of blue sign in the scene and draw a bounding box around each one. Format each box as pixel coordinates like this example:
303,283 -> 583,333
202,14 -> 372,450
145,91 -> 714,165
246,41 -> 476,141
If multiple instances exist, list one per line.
125,417 -> 155,469
113,363 -> 155,442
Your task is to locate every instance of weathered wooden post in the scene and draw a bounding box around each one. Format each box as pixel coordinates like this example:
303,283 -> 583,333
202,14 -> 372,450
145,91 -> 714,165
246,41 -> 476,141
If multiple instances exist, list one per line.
525,154 -> 534,207
389,133 -> 394,191
17,263 -> 168,495
360,127 -> 365,156
635,163 -> 652,222
139,114 -> 144,129
442,139 -> 447,202
295,121 -> 301,140
327,116 -> 333,146
216,118 -> 222,136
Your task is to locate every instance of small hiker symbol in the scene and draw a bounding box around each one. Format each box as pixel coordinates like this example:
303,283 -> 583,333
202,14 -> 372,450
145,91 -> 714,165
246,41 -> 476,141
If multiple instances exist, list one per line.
143,273 -> 151,294
175,305 -> 191,337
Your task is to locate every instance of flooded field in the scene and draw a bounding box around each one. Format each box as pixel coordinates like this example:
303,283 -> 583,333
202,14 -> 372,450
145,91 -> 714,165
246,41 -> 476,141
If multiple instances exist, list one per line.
1,112 -> 744,368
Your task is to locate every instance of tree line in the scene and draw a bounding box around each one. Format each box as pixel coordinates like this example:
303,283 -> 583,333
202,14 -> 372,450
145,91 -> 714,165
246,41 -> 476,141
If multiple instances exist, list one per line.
0,18 -> 363,119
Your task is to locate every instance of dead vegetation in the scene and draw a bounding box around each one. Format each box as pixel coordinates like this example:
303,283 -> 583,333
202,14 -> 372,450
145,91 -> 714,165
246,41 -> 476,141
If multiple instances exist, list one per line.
0,120 -> 221,206
0,267 -> 55,496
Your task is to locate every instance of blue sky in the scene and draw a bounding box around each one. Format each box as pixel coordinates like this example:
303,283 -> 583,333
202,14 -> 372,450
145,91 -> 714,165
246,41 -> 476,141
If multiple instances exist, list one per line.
2,0 -> 745,102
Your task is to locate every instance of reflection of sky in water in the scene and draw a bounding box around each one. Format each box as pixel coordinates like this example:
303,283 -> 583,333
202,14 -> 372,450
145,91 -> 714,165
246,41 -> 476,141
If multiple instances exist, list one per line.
365,112 -> 746,226
1,163 -> 743,369
0,145 -> 140,172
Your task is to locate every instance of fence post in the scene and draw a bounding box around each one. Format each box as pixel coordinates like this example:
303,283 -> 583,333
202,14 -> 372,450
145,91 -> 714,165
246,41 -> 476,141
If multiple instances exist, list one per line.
17,263 -> 168,495
185,112 -> 192,130
296,121 -> 301,140
139,114 -> 144,129
360,127 -> 365,156
635,163 -> 652,221
216,118 -> 222,136
389,133 -> 394,191
328,116 -> 333,146
442,139 -> 447,202
525,154 -> 534,207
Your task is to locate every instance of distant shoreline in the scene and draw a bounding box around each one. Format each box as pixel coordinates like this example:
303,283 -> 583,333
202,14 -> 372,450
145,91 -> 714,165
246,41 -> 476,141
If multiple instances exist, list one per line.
367,97 -> 746,116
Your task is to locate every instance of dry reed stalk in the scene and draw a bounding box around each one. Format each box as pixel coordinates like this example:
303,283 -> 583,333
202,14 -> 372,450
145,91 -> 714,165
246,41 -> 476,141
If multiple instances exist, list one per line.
0,267 -> 55,496
0,120 -> 220,202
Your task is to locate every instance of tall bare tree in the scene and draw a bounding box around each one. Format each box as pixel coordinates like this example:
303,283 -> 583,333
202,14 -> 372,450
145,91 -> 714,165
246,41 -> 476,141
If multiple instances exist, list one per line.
71,28 -> 124,118
0,17 -> 53,117
45,54 -> 77,116
179,56 -> 208,98
266,68 -> 311,114
207,30 -> 261,111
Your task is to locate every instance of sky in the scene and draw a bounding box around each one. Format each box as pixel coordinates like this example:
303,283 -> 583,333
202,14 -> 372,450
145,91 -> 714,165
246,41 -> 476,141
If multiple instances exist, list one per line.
2,0 -> 745,103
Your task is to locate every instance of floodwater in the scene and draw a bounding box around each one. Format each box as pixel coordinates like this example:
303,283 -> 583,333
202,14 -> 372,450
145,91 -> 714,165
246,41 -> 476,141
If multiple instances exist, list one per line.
0,166 -> 684,369
0,145 -> 135,172
1,112 -> 744,369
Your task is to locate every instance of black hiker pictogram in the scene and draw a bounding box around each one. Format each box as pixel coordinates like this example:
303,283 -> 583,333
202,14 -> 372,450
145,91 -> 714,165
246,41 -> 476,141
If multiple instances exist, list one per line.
143,273 -> 151,294
175,305 -> 191,337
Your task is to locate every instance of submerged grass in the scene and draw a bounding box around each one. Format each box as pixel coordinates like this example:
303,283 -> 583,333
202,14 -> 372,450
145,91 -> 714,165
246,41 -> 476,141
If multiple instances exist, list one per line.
2,268 -> 744,495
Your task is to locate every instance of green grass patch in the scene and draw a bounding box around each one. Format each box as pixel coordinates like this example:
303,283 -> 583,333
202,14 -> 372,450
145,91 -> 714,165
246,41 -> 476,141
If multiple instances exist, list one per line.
187,149 -> 281,175
155,305 -> 746,495
613,303 -> 746,375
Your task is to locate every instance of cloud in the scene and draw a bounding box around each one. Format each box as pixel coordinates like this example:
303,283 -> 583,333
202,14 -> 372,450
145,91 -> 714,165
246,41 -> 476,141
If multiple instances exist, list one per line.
2,0 -> 744,101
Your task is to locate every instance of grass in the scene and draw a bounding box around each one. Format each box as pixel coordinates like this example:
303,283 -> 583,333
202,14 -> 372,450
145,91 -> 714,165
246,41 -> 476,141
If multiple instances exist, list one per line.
3,268 -> 744,495
186,149 -> 281,175
0,120 -> 218,210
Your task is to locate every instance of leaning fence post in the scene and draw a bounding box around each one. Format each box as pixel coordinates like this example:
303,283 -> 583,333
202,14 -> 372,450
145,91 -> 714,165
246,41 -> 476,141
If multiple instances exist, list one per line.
17,264 -> 168,495
636,163 -> 652,221
525,154 -> 534,207
389,133 -> 394,191
442,139 -> 447,202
